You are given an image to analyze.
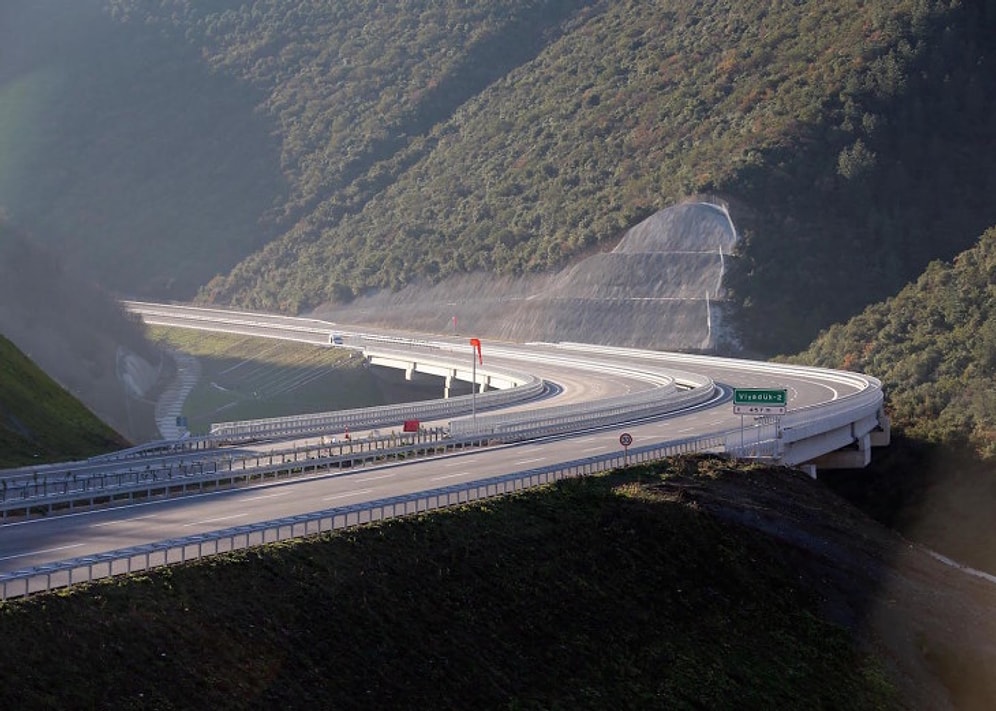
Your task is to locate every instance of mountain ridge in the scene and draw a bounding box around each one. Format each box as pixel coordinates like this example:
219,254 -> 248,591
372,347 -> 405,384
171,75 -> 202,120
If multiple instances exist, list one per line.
3,1 -> 994,354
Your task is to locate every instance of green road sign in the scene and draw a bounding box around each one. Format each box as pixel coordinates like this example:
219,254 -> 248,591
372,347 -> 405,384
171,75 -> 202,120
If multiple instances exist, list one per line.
733,388 -> 787,415
733,388 -> 786,405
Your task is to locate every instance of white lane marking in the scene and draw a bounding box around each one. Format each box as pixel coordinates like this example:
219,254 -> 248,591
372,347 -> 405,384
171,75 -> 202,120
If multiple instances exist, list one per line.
182,513 -> 249,528
0,543 -> 85,562
243,491 -> 292,502
356,473 -> 396,482
580,446 -> 606,452
321,488 -> 373,502
93,515 -> 158,528
431,472 -> 468,481
515,457 -> 546,465
442,459 -> 473,467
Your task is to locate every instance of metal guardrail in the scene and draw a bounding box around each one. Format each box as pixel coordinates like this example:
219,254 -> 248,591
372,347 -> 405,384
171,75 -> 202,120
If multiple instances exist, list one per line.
0,366 -> 882,519
0,432 -> 726,600
0,429 -> 460,520
0,399 -> 888,598
778,377 -> 884,443
0,377 -> 712,519
0,319 -> 888,599
450,369 -> 714,440
0,348 -> 688,513
207,350 -> 545,442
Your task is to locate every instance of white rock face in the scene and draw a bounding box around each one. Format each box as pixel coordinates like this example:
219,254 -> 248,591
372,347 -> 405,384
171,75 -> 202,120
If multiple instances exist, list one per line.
324,201 -> 739,352
116,347 -> 160,399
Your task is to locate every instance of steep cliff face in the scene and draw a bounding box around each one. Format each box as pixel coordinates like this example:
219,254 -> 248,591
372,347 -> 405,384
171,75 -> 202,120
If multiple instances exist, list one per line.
316,200 -> 739,351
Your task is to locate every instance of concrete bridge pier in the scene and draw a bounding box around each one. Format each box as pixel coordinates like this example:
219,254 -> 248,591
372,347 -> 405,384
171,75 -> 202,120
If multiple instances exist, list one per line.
804,412 -> 891,472
810,433 -> 873,469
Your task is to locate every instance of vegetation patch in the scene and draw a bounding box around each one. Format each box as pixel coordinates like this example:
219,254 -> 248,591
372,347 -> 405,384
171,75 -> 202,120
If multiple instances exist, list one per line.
149,327 -> 439,433
0,335 -> 127,468
793,227 -> 996,575
0,459 -> 905,710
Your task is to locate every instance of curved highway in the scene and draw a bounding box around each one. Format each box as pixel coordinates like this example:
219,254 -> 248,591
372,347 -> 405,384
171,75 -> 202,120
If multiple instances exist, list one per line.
0,302 -> 884,586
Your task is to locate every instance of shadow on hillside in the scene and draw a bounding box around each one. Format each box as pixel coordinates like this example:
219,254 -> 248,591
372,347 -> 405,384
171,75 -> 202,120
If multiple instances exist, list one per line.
651,457 -> 996,710
724,3 -> 996,356
821,433 -> 996,577
0,231 -> 162,443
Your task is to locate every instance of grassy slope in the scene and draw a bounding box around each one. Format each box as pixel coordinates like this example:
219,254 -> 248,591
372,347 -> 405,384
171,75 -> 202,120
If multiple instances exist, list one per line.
0,460 -> 903,710
148,327 -> 441,434
0,335 -> 128,467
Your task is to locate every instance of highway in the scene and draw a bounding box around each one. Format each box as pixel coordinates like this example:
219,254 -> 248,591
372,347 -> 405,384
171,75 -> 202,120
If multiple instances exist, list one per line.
0,302 -> 882,587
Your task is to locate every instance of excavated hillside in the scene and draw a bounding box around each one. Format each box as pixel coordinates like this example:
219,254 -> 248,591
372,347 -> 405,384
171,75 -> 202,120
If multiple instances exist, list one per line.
319,200 -> 738,350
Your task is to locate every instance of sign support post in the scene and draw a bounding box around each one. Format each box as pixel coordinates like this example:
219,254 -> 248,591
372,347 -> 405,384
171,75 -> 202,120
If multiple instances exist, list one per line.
619,432 -> 633,465
470,338 -> 483,426
733,389 -> 787,458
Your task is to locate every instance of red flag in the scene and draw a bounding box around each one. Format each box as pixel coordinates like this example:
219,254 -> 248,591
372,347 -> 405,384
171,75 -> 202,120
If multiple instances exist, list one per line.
469,337 -> 482,365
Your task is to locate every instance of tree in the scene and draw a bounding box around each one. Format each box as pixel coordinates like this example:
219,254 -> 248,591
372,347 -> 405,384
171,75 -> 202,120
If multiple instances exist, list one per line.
837,138 -> 877,180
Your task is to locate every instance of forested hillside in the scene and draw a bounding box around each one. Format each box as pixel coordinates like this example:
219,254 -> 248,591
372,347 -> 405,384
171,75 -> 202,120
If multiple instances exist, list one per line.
3,1 -> 994,354
131,0 -> 996,353
0,0 -> 287,298
798,227 -> 996,457
793,226 -> 996,573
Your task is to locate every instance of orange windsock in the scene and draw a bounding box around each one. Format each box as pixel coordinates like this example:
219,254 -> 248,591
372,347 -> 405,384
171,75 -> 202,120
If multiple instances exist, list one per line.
470,337 -> 482,365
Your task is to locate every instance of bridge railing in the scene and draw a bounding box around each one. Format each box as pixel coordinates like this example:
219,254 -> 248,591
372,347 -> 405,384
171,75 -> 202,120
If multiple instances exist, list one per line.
206,351 -> 544,443
777,376 -> 884,445
0,432 -> 726,600
0,428 -> 464,520
449,369 -> 714,440
0,350 -> 690,512
0,371 -> 883,518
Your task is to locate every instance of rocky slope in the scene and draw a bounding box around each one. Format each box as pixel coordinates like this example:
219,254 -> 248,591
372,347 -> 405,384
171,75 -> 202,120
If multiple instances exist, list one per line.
318,200 -> 739,350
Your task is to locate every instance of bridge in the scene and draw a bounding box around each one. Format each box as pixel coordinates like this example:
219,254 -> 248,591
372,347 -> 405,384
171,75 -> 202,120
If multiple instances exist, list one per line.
0,302 -> 889,598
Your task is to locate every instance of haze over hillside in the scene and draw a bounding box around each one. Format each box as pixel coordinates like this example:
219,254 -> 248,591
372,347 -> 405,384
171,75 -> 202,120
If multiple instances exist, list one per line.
1,0 -> 995,450
0,0 -> 286,298
321,200 -> 739,350
0,0 -> 993,356
0,225 -> 161,443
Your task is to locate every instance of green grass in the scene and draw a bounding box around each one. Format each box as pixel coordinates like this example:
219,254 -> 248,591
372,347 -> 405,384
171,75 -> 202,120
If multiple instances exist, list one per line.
0,335 -> 128,467
0,459 -> 899,710
149,327 -> 432,434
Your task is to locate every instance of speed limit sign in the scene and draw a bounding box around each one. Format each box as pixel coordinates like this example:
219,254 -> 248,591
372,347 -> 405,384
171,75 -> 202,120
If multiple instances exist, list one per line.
619,432 -> 633,447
